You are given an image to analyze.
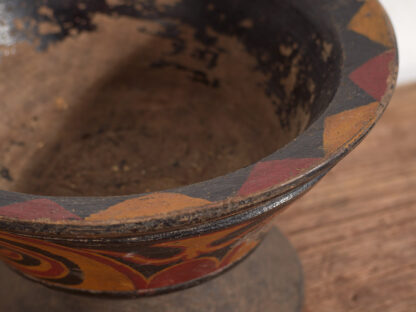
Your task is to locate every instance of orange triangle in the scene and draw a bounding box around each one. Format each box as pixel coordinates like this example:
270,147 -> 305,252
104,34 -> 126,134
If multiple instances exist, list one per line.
86,193 -> 211,221
324,102 -> 379,154
348,0 -> 393,48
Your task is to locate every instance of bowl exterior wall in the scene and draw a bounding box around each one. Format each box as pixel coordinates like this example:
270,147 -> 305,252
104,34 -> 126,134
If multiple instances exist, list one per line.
0,207 -> 277,296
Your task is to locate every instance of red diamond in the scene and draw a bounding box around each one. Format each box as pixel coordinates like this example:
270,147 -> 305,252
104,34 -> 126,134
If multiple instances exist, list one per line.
238,158 -> 320,196
349,50 -> 395,101
0,199 -> 81,221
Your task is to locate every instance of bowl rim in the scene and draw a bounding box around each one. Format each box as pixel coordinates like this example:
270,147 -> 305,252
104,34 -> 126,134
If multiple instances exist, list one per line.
0,0 -> 398,238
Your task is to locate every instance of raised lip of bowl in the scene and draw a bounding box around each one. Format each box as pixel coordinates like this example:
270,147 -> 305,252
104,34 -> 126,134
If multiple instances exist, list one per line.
0,0 -> 398,238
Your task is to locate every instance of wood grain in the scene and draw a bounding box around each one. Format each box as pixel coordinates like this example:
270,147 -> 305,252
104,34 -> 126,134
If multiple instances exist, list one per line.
274,84 -> 416,312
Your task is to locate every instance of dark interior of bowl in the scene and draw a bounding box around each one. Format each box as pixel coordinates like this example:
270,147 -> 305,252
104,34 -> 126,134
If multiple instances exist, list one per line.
0,0 -> 341,196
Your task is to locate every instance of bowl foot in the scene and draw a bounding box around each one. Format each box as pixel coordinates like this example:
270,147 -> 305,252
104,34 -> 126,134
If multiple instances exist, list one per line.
0,226 -> 303,312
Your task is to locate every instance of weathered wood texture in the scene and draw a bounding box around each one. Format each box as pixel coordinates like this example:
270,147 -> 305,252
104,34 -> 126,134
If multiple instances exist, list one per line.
274,84 -> 416,312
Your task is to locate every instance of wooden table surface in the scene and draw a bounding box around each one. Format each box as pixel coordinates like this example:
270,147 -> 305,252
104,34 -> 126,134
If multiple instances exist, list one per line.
274,84 -> 416,312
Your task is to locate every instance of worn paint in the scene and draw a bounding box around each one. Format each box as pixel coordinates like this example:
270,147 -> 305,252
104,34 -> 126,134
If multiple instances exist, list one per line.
0,0 -> 398,296
348,0 -> 394,48
324,101 -> 379,154
86,193 -> 211,221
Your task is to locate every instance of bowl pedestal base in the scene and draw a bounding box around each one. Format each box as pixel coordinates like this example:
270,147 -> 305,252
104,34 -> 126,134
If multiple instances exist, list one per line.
0,227 -> 303,312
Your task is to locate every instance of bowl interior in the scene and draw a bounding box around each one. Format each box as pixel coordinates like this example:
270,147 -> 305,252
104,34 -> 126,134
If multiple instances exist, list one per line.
0,0 -> 341,196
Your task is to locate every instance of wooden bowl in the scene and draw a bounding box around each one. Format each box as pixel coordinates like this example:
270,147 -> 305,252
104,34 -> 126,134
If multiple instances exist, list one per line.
0,0 -> 397,296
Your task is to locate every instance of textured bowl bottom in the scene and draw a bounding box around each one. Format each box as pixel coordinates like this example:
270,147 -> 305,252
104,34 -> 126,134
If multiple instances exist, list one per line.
0,0 -> 337,197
